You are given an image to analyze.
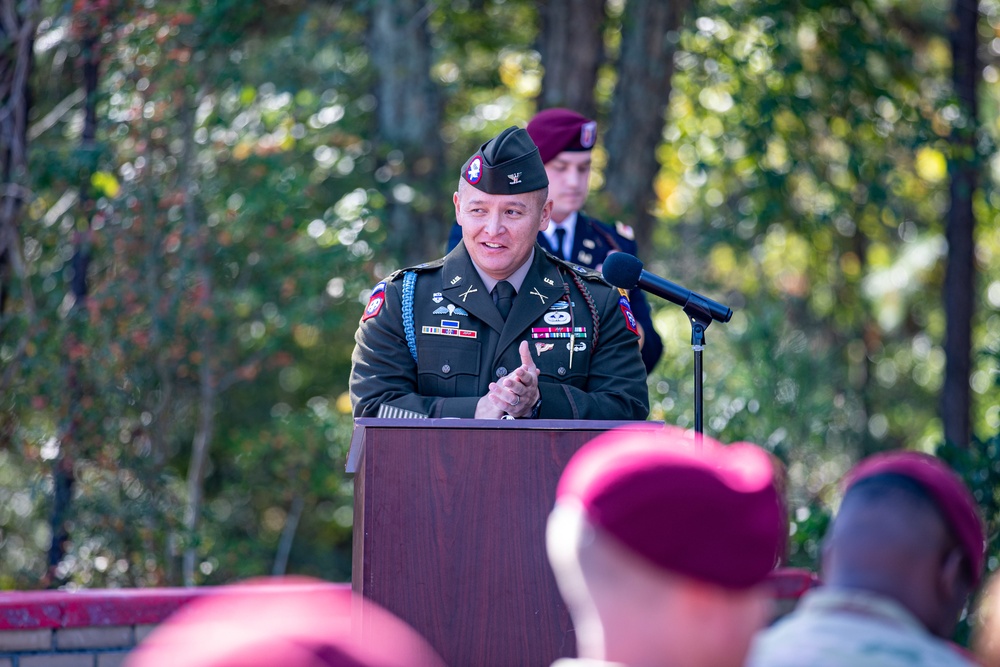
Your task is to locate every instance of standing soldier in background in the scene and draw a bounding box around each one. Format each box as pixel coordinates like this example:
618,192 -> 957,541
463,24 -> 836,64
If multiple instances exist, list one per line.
449,108 -> 664,373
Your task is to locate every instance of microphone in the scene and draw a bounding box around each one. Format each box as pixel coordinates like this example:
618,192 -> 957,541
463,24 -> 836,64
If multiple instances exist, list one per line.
602,252 -> 733,324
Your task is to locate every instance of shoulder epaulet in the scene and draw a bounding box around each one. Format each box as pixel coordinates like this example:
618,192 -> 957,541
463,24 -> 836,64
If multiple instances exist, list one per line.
543,248 -> 606,282
385,258 -> 444,282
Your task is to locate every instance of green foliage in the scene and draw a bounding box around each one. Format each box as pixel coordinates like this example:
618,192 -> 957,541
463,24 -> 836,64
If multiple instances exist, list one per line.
2,0 -> 1000,599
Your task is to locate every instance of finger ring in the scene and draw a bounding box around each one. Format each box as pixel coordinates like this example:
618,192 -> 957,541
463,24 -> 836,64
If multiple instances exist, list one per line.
510,395 -> 520,406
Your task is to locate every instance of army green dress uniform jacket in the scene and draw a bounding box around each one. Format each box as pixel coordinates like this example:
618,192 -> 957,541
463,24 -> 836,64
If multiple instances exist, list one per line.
349,242 -> 649,420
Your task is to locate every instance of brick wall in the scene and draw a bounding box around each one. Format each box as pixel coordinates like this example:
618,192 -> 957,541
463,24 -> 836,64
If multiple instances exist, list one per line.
0,585 -> 349,667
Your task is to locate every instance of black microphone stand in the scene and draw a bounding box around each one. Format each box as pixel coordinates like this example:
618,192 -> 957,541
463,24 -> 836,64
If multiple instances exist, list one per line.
682,296 -> 717,444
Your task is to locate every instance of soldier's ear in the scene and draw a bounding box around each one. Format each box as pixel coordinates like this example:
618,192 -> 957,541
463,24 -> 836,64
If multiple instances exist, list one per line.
538,197 -> 553,232
453,191 -> 462,223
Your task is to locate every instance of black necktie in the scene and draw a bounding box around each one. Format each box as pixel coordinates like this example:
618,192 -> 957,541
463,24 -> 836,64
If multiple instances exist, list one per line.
554,227 -> 567,260
494,280 -> 515,320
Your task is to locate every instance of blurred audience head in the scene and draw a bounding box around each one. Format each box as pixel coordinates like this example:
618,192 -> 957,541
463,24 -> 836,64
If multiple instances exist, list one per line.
974,572 -> 1000,667
823,451 -> 985,639
547,426 -> 786,667
125,577 -> 446,667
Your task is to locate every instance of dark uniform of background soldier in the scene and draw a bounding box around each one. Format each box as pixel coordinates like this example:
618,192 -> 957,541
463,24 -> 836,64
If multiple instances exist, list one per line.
447,108 -> 664,373
350,126 -> 649,421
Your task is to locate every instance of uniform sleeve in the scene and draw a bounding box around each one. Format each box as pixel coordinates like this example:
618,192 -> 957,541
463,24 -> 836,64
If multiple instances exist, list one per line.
630,287 -> 664,373
536,284 -> 650,420
616,234 -> 663,373
349,279 -> 481,418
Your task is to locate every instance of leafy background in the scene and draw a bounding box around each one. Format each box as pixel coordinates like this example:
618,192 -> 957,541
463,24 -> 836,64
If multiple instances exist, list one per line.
0,2 -> 998,638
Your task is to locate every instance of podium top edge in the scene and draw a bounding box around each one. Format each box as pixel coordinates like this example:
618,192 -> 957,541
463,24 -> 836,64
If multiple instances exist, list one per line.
345,419 -> 662,473
353,418 -> 657,430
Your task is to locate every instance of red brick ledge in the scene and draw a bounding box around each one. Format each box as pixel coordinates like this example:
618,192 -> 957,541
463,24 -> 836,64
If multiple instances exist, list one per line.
0,583 -> 351,630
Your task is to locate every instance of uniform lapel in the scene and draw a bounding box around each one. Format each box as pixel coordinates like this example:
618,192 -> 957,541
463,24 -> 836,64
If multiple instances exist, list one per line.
495,246 -> 566,359
440,243 -> 505,333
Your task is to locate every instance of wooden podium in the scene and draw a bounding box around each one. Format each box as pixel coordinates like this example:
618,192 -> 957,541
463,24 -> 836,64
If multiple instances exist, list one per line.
347,418 -> 642,667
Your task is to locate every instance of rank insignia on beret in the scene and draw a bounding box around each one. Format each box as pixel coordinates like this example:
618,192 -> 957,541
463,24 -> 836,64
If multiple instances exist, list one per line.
466,156 -> 483,184
362,294 -> 385,322
619,295 -> 639,336
580,121 -> 597,148
508,172 -> 522,185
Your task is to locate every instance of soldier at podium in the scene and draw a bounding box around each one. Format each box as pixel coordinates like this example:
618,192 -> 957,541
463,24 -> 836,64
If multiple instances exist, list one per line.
446,108 -> 665,374
546,426 -> 786,667
350,126 -> 649,421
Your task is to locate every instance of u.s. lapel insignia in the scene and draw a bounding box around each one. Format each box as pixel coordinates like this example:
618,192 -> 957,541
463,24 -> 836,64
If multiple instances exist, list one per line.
450,275 -> 462,285
578,251 -> 593,265
459,285 -> 478,302
543,277 -> 555,286
582,238 -> 596,249
530,287 -> 548,304
432,292 -> 444,303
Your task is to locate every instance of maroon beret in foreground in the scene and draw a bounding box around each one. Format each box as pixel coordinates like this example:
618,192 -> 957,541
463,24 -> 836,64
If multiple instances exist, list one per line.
527,108 -> 598,164
556,426 -> 786,589
125,577 -> 445,667
843,451 -> 986,585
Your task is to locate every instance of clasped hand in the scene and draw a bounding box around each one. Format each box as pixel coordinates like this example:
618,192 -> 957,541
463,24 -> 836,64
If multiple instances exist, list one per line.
474,340 -> 540,419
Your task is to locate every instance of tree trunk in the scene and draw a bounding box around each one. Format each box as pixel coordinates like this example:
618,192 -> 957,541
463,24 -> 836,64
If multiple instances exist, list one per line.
177,94 -> 217,587
0,0 -> 38,319
0,0 -> 38,416
603,0 -> 688,250
536,0 -> 606,118
47,24 -> 100,586
368,0 -> 446,265
941,0 -> 978,448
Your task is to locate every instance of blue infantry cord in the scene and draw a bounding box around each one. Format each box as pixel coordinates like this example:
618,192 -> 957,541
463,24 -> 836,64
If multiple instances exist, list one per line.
402,271 -> 418,363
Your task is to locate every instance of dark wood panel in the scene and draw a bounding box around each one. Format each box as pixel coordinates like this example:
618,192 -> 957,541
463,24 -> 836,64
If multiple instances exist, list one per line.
353,424 -> 622,666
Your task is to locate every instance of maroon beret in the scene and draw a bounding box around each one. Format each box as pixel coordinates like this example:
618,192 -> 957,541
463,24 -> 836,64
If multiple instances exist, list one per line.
126,577 -> 445,667
843,451 -> 986,585
556,426 -> 786,589
527,108 -> 598,164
